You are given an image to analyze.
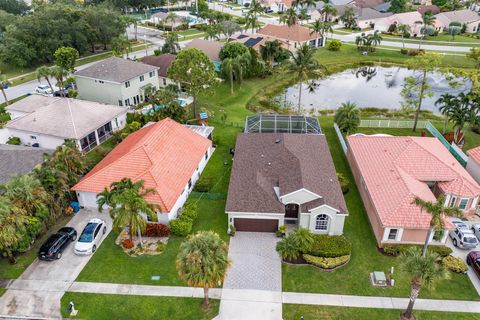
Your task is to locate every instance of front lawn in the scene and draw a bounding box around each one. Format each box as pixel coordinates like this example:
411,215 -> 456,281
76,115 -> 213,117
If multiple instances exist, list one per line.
75,125 -> 240,286
282,117 -> 480,301
283,304 -> 480,320
61,292 -> 219,320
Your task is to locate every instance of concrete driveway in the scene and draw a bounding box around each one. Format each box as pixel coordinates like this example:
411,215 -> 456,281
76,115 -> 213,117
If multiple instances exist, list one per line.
445,220 -> 480,296
217,232 -> 282,320
0,209 -> 112,319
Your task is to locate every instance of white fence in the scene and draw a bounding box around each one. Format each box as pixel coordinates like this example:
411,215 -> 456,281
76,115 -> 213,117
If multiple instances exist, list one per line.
359,119 -> 428,129
333,123 -> 348,155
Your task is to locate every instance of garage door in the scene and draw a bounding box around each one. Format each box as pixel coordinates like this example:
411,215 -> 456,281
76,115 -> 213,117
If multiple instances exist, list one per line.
234,218 -> 278,232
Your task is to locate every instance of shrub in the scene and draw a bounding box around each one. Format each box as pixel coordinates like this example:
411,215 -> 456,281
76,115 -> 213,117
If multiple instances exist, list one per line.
442,255 -> 468,273
407,49 -> 425,56
327,39 -> 342,51
383,244 -> 452,257
336,173 -> 349,194
400,48 -> 408,55
12,233 -> 32,253
229,224 -> 236,236
291,228 -> 314,253
154,49 -> 161,56
193,176 -> 213,192
6,136 -> 20,145
122,239 -> 134,249
156,242 -> 166,252
308,235 -> 352,258
276,235 -> 301,260
180,202 -> 198,222
144,223 -> 170,237
303,254 -> 350,269
170,218 -> 193,236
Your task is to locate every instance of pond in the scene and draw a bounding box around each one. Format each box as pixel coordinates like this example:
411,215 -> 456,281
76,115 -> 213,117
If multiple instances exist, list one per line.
281,66 -> 470,114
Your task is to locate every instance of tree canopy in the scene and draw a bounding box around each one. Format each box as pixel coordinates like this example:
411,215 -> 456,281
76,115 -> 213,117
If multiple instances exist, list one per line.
219,42 -> 249,61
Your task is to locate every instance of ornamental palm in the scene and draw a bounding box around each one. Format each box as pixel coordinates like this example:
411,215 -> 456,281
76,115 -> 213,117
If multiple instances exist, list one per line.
291,227 -> 314,253
1,175 -> 49,217
418,12 -> 436,49
414,195 -> 462,257
435,93 -> 456,134
334,101 -> 360,135
280,7 -> 298,50
234,53 -> 250,87
276,234 -> 300,260
204,25 -> 219,41
50,65 -> 68,97
36,66 -> 54,93
400,247 -> 449,320
50,144 -> 87,185
0,197 -> 28,264
310,20 -> 332,46
163,33 -> 181,54
368,31 -> 382,51
290,43 -> 322,112
397,24 -> 411,49
176,231 -> 230,308
260,40 -> 283,65
244,11 -> 260,33
248,0 -> 264,19
221,58 -> 236,94
447,92 -> 479,144
320,3 -> 337,22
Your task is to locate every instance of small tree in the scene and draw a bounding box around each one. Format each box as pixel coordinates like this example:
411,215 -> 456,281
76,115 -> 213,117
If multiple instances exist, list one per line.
36,66 -> 54,93
334,101 -> 360,135
340,7 -> 356,29
176,231 -> 230,308
397,24 -> 411,49
53,46 -> 79,73
448,22 -> 462,41
467,47 -> 480,68
111,35 -> 132,58
167,48 -> 217,118
400,247 -> 449,320
162,33 -> 180,54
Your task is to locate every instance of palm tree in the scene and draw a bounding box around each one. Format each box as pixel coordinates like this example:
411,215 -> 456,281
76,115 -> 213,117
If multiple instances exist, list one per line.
290,43 -> 322,112
221,58 -> 236,94
166,12 -> 179,32
441,92 -> 479,145
234,53 -> 250,88
310,20 -> 332,47
0,197 -> 28,264
204,25 -> 220,41
418,13 -> 436,49
397,24 -> 411,49
176,231 -> 230,308
50,144 -> 87,185
400,247 -> 449,320
50,66 -> 68,97
290,227 -> 314,253
111,35 -> 132,58
108,180 -> 158,241
0,74 -> 9,105
334,101 -> 361,135
244,11 -> 260,33
320,3 -> 337,22
1,175 -> 49,216
260,40 -> 283,65
36,66 -> 54,93
435,93 -> 455,134
276,234 -> 300,260
368,31 -> 382,51
413,195 -> 462,257
162,33 -> 181,54
280,7 -> 298,50
248,0 -> 264,20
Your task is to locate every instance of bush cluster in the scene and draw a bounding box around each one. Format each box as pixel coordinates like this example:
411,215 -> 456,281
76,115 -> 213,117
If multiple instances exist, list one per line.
193,176 -> 214,192
170,202 -> 199,236
327,39 -> 342,51
407,49 -> 425,56
400,48 -> 408,55
442,255 -> 468,273
143,223 -> 170,237
309,235 -> 352,258
122,239 -> 134,249
383,244 -> 452,257
303,254 -> 350,269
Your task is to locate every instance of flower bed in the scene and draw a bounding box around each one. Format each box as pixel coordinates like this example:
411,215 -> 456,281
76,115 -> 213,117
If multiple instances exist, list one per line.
116,230 -> 169,257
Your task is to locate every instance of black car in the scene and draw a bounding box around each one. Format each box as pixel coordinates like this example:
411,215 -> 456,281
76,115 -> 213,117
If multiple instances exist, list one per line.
38,227 -> 77,261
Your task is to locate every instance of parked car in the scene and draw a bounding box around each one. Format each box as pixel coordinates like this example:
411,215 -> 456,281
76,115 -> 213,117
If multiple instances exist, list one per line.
450,228 -> 479,249
38,227 -> 77,261
467,251 -> 480,278
74,218 -> 107,255
450,218 -> 469,230
472,224 -> 480,241
35,85 -> 53,95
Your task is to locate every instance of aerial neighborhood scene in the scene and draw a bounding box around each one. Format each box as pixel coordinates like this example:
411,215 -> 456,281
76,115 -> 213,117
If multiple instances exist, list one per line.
3,0 -> 480,319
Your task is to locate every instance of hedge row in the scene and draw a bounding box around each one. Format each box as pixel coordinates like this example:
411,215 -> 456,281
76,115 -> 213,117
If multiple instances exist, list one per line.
442,255 -> 468,273
308,235 -> 352,258
170,202 -> 198,236
303,254 -> 350,269
383,244 -> 452,257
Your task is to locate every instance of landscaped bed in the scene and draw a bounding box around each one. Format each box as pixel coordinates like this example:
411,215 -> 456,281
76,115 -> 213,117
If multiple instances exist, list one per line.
61,292 -> 219,320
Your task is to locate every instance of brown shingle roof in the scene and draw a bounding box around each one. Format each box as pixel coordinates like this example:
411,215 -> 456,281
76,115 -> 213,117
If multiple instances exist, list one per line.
141,54 -> 176,78
257,24 -> 317,42
226,133 -> 348,215
184,39 -> 223,61
355,0 -> 384,8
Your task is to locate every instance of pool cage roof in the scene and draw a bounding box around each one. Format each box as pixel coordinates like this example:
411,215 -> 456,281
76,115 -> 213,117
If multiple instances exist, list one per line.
245,114 -> 322,134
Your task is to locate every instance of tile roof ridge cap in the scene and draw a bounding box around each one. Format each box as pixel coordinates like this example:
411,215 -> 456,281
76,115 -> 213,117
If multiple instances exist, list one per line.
411,137 -> 462,173
135,169 -> 168,212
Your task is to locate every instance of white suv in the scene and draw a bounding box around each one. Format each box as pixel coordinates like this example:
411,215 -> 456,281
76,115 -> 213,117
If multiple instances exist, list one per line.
450,228 -> 478,249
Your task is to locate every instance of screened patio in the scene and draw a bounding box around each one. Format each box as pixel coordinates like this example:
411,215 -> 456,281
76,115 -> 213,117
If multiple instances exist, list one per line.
244,114 -> 322,134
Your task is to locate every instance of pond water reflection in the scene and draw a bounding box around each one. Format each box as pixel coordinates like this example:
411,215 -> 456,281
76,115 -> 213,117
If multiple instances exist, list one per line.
281,66 -> 470,114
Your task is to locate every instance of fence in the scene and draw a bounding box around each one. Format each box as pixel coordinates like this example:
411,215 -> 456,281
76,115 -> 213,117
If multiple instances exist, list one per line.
333,123 -> 348,155
424,122 -> 468,167
359,119 -> 428,129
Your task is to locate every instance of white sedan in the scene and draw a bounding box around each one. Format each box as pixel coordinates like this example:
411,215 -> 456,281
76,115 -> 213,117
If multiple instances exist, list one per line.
74,218 -> 107,255
35,85 -> 53,95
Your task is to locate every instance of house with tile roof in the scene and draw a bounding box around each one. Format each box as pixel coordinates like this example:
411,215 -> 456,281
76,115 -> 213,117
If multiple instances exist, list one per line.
75,57 -> 159,107
435,9 -> 480,33
1,95 -> 127,151
467,146 -> 480,185
72,118 -> 213,223
347,135 -> 480,247
257,24 -> 323,49
226,130 -> 348,234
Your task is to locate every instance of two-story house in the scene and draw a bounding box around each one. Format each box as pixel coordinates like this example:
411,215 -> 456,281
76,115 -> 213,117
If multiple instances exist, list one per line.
75,57 -> 159,107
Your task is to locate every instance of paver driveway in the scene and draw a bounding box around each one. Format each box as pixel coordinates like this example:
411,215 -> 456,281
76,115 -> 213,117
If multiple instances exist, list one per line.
0,209 -> 112,319
217,232 -> 282,320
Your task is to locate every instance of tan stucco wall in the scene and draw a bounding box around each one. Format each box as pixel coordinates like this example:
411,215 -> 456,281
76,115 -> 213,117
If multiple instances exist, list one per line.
401,229 -> 429,244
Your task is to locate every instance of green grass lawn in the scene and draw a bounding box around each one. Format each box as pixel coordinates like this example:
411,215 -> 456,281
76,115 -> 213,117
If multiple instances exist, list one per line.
0,288 -> 6,297
75,125 -> 240,286
0,214 -> 71,279
282,117 -> 480,301
382,32 -> 480,44
283,304 -> 480,320
61,292 -> 219,320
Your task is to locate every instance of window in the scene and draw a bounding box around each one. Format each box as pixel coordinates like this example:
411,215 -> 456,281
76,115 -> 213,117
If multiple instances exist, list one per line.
205,151 -> 208,160
99,80 -> 104,84
140,75 -> 144,82
125,81 -> 130,88
188,179 -> 192,189
30,135 -> 37,140
459,198 -> 469,210
315,214 -> 329,231
388,228 -> 398,240
149,71 -> 155,78
449,196 -> 457,207
133,96 -> 138,105
118,100 -> 123,106
163,78 -> 167,86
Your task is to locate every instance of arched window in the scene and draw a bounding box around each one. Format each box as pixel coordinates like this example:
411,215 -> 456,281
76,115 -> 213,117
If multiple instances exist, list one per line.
315,214 -> 329,231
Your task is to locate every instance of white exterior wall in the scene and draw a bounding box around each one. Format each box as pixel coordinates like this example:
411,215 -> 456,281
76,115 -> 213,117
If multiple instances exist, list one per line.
300,205 -> 346,235
467,158 -> 480,184
76,191 -> 99,208
5,128 -> 67,149
280,189 -> 319,205
159,76 -> 176,88
76,71 -> 159,107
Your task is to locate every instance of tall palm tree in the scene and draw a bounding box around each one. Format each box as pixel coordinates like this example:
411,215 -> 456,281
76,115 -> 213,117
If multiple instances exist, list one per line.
234,53 -> 250,88
260,40 -> 283,65
414,195 -> 462,257
400,247 -> 449,320
108,180 -> 158,241
176,231 -> 230,308
440,92 -> 479,144
397,24 -> 411,49
50,144 -> 87,185
248,0 -> 264,20
162,33 -> 181,54
166,12 -> 179,32
244,11 -> 260,33
280,7 -> 298,50
221,57 -> 236,94
435,93 -> 455,134
204,25 -> 220,41
0,197 -> 28,264
368,31 -> 382,51
320,3 -> 337,22
310,19 -> 332,47
418,12 -> 436,49
0,74 -> 9,105
334,101 -> 361,135
36,66 -> 54,93
1,175 -> 49,216
290,43 -> 322,112
49,66 -> 68,97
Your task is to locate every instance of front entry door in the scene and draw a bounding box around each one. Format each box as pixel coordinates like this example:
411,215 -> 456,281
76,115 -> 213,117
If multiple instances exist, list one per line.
285,204 -> 299,219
